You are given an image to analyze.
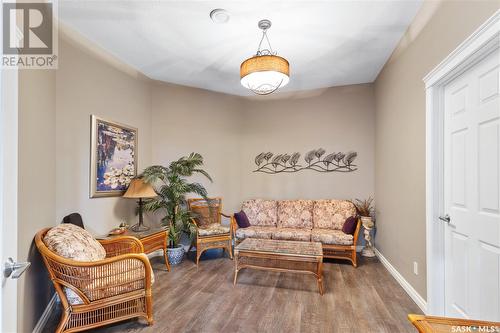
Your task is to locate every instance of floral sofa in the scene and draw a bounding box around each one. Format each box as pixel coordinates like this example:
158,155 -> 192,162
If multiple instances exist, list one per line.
233,199 -> 361,267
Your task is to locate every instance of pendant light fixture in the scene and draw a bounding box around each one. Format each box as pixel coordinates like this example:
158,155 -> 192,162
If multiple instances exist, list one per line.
240,19 -> 290,95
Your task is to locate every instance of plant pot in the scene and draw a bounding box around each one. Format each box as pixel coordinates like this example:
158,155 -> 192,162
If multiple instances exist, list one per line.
167,246 -> 185,265
361,216 -> 374,229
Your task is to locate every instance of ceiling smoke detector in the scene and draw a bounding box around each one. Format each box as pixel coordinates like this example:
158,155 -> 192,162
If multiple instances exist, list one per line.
210,9 -> 230,24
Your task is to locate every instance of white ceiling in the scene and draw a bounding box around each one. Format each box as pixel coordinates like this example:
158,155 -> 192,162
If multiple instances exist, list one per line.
59,1 -> 422,96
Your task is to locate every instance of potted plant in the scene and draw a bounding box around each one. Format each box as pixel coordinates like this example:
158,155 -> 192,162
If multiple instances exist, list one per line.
141,153 -> 212,265
354,197 -> 375,228
353,197 -> 376,258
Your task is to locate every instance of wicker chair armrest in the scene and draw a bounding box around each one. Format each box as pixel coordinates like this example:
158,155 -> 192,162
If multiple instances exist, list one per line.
49,253 -> 153,305
99,236 -> 145,257
191,218 -> 200,238
230,215 -> 238,235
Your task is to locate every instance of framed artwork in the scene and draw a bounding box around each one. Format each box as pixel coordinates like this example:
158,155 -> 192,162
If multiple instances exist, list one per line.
90,115 -> 138,198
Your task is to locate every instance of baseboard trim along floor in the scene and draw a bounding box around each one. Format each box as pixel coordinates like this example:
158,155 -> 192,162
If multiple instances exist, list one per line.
375,248 -> 428,314
32,293 -> 57,333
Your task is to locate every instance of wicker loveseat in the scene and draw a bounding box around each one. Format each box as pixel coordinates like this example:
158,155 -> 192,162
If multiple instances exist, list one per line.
232,199 -> 361,267
35,225 -> 154,332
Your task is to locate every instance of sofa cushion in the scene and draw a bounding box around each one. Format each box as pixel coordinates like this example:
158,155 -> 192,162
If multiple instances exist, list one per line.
235,226 -> 275,239
277,200 -> 314,229
198,224 -> 230,236
242,199 -> 278,227
311,229 -> 354,245
272,228 -> 311,242
312,200 -> 357,230
44,223 -> 106,261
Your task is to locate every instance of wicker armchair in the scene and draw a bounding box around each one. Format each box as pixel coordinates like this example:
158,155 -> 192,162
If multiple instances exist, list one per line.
188,198 -> 234,266
35,228 -> 154,333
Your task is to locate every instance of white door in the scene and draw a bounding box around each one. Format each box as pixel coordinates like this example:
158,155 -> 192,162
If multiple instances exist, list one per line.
443,48 -> 500,321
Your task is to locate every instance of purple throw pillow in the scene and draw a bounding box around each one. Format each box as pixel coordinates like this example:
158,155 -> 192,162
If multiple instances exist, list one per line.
342,216 -> 358,235
234,210 -> 250,228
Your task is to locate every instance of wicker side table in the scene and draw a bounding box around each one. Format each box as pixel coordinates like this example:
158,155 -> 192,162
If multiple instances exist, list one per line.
99,226 -> 170,271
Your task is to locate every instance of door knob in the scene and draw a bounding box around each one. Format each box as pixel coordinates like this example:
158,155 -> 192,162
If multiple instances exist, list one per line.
438,214 -> 451,223
3,257 -> 31,279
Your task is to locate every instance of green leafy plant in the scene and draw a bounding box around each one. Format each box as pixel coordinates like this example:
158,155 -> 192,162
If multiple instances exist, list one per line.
353,197 -> 374,217
141,153 -> 212,248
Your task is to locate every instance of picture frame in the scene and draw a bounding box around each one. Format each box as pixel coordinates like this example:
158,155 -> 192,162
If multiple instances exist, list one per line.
90,115 -> 138,198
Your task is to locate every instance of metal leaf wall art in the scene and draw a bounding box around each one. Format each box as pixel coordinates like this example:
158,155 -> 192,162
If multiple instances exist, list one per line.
253,149 -> 358,174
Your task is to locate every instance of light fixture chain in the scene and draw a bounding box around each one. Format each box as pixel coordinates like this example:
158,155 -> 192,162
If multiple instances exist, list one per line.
256,29 -> 275,56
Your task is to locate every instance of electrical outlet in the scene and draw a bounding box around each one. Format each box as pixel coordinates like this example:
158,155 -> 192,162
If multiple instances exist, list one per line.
413,261 -> 418,275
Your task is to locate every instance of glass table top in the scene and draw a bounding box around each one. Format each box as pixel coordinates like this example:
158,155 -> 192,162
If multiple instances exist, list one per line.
235,238 -> 323,257
96,225 -> 168,240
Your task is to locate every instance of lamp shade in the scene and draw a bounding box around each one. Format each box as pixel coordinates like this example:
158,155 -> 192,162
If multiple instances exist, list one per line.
240,55 -> 289,95
123,178 -> 157,199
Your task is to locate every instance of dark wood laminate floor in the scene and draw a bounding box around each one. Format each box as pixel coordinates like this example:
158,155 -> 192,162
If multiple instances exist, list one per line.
44,251 -> 421,333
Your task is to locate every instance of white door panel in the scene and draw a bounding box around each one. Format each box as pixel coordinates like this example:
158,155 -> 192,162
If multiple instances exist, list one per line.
444,48 -> 500,321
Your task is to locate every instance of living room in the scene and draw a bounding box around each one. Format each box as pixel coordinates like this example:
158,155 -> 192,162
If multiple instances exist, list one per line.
1,1 -> 499,332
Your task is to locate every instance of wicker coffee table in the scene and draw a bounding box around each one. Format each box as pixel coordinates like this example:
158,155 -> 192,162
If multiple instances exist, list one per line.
234,238 -> 324,295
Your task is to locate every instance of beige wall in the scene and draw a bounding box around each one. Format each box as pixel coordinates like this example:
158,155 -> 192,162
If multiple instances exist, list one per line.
55,36 -> 153,236
17,30 -> 155,332
150,83 -> 375,215
18,69 -> 56,333
240,85 -> 375,203
151,83 -> 243,213
374,0 -> 499,299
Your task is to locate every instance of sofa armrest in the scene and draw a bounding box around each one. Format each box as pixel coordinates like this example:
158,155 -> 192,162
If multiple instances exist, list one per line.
352,218 -> 362,245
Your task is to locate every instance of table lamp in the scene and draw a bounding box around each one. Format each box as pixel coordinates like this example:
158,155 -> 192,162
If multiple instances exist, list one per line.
123,178 -> 157,232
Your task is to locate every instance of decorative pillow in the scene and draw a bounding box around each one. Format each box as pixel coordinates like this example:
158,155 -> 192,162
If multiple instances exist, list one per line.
342,216 -> 358,235
44,223 -> 107,305
234,210 -> 250,228
44,223 -> 106,261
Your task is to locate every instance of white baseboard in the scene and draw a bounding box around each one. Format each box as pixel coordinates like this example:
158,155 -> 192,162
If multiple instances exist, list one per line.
374,248 -> 428,314
32,293 -> 57,333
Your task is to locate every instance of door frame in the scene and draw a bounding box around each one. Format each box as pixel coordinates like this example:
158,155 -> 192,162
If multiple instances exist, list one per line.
0,6 -> 20,332
424,10 -> 499,316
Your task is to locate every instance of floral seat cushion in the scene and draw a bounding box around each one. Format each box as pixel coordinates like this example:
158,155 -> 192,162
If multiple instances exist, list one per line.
241,199 -> 278,227
88,262 -> 152,300
272,228 -> 311,242
312,200 -> 357,230
277,200 -> 314,229
198,223 -> 230,236
235,226 -> 275,239
311,229 -> 353,245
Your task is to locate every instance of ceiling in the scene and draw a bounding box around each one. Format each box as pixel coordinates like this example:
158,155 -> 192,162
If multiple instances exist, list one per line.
59,1 -> 422,96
